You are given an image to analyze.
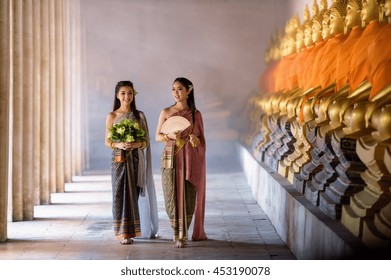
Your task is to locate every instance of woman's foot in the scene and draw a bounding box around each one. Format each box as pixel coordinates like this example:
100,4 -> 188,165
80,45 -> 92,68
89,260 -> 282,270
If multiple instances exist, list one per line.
120,238 -> 133,245
174,240 -> 186,248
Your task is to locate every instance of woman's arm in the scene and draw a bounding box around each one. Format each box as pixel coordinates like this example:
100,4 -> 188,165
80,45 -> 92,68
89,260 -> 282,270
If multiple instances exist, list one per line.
105,112 -> 116,149
155,109 -> 170,142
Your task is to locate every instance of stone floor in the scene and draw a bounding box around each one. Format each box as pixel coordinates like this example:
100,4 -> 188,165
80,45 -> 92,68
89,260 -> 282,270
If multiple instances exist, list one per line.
0,172 -> 295,260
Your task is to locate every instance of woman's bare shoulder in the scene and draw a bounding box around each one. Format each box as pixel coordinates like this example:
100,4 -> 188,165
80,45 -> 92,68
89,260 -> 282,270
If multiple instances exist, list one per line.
160,107 -> 174,118
106,111 -> 117,120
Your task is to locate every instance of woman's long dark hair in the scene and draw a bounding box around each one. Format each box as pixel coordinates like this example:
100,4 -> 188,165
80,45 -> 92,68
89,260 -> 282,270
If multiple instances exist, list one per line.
113,80 -> 140,121
173,77 -> 196,123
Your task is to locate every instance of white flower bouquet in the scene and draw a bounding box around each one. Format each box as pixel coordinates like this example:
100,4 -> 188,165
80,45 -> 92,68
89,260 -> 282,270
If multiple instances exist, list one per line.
108,118 -> 146,162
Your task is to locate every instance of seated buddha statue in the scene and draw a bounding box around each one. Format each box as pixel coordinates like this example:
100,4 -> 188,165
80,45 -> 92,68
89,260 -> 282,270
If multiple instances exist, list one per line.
274,23 -> 298,93
304,10 -> 329,90
317,0 -> 349,89
335,0 -> 364,92
294,5 -> 311,90
366,0 -> 391,100
348,0 -> 385,94
303,0 -> 329,91
342,0 -> 390,135
340,0 -> 391,244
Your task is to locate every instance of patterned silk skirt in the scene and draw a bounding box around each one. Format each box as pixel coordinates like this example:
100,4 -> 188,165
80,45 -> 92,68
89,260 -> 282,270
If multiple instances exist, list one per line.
111,150 -> 141,240
162,167 -> 196,241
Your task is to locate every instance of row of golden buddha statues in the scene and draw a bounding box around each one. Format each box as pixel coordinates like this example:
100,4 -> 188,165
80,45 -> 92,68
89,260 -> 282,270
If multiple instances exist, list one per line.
245,0 -> 391,250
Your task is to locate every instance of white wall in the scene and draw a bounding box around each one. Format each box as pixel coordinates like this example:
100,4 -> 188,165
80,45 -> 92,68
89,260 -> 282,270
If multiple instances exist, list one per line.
81,0 -> 291,172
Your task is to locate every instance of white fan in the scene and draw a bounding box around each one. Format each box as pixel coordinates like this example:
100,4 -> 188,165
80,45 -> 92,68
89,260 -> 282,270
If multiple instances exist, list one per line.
160,116 -> 191,134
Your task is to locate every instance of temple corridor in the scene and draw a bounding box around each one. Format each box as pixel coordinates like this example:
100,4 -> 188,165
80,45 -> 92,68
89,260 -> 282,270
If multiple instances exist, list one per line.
1,0 -> 391,266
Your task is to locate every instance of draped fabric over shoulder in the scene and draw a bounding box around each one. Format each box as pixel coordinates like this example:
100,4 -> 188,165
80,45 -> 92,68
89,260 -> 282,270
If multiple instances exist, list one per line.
274,54 -> 296,92
111,111 -> 159,240
305,41 -> 326,90
138,112 -> 159,238
318,33 -> 348,89
161,108 -> 207,242
335,26 -> 363,91
367,24 -> 391,99
348,21 -> 383,93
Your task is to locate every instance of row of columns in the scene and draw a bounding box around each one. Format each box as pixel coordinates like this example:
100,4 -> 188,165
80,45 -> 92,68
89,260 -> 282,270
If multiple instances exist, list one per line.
0,0 -> 83,242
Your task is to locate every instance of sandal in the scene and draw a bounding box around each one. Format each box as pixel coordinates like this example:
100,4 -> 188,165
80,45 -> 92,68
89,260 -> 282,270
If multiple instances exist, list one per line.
120,238 -> 133,245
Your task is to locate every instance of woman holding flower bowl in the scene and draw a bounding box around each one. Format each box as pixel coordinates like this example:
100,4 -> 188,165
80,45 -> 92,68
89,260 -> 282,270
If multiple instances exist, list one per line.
105,80 -> 159,245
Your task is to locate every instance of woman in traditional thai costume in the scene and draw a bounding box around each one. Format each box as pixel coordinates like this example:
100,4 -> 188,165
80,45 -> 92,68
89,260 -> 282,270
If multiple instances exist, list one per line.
105,81 -> 159,245
156,77 -> 207,248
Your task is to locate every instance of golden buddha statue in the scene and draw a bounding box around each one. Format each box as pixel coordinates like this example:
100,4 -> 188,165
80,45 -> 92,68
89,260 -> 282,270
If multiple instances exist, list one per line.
360,101 -> 391,247
290,25 -> 307,88
366,0 -> 391,100
348,0 -> 383,94
337,0 -> 385,130
356,0 -> 391,241
303,1 -> 364,210
335,0 -> 364,91
274,20 -> 298,93
277,5 -> 313,178
318,1 -> 348,87
278,1 -> 339,182
340,1 -> 391,250
304,8 -> 329,90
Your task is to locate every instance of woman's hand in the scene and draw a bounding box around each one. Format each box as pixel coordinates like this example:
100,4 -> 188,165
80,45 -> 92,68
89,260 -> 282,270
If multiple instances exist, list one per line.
116,142 -> 127,150
167,131 -> 181,140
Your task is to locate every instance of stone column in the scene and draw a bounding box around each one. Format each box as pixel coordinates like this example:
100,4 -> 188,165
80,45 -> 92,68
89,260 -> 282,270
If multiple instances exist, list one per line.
11,0 -> 24,221
49,0 -> 57,193
22,0 -> 34,220
70,0 -> 77,177
55,0 -> 65,192
63,0 -> 72,183
40,0 -> 50,204
80,0 -> 89,173
71,0 -> 82,176
0,0 -> 10,242
33,0 -> 41,205
74,0 -> 83,175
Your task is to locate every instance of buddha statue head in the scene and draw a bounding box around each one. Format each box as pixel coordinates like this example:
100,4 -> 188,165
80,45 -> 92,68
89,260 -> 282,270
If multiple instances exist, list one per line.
330,0 -> 348,35
312,0 -> 330,41
296,6 -> 310,51
322,10 -> 332,39
383,0 -> 391,21
303,4 -> 315,47
296,26 -> 305,52
286,35 -> 297,55
283,16 -> 299,56
279,36 -> 288,58
346,0 -> 363,28
269,30 -> 281,62
361,0 -> 381,24
312,12 -> 325,42
304,21 -> 315,46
